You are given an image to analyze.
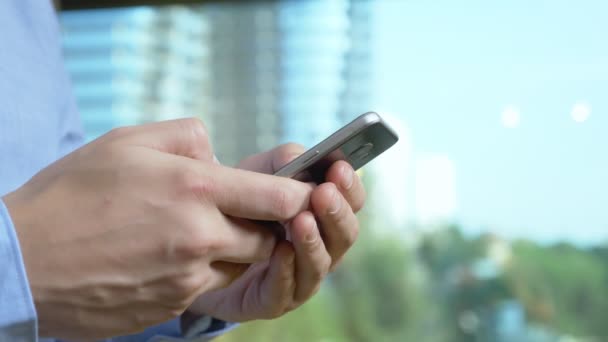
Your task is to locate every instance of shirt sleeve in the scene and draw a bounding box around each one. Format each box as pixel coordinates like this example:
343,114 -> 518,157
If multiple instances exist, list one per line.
0,200 -> 38,341
111,316 -> 238,342
57,66 -> 86,158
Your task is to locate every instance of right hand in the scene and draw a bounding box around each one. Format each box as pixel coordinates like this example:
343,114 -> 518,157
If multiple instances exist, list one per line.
2,118 -> 312,340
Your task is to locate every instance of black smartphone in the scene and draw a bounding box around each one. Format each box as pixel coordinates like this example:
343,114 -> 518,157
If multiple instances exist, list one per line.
274,112 -> 399,183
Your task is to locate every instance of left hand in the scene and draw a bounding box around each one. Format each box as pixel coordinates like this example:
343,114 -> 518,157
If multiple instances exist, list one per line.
187,143 -> 366,321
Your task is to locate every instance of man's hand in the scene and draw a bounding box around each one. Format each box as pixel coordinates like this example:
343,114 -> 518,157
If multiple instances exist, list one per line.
2,119 -> 313,340
187,143 -> 365,321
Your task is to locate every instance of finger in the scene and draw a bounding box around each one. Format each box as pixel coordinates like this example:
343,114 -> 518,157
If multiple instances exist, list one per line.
258,241 -> 296,319
310,182 -> 359,269
324,160 -> 366,213
107,118 -> 214,161
290,211 -> 331,304
197,162 -> 314,221
237,143 -> 306,174
206,261 -> 251,291
212,216 -> 277,264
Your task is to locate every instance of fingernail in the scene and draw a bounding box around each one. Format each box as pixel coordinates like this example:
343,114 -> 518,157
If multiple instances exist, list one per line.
342,165 -> 354,190
327,188 -> 342,215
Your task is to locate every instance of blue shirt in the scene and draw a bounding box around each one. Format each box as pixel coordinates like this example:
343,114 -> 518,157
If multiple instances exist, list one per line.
0,1 -> 233,341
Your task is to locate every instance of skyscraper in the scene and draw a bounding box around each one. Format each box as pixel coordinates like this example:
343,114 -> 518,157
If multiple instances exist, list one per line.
339,0 -> 375,124
277,0 -> 350,147
60,1 -> 373,165
60,6 -> 211,141
205,1 -> 353,164
205,2 -> 281,165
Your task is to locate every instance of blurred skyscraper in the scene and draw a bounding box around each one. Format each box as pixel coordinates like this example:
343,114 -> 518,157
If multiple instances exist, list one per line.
61,6 -> 211,140
277,0 -> 350,147
60,1 -> 373,164
205,2 -> 281,165
206,0 -> 354,164
339,0 -> 374,124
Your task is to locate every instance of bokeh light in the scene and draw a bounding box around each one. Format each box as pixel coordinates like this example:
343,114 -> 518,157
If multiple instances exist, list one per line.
501,105 -> 521,128
571,102 -> 591,123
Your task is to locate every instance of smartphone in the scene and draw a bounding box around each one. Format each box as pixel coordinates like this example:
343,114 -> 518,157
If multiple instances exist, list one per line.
274,112 -> 398,183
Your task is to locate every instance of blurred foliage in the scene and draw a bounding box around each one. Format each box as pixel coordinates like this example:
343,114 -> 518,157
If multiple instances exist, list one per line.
218,182 -> 438,342
508,241 -> 608,337
216,177 -> 608,342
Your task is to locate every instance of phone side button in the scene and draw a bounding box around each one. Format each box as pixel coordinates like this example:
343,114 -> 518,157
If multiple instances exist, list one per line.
349,143 -> 374,161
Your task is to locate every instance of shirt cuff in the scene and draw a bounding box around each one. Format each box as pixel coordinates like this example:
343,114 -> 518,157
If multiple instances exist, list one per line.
145,315 -> 238,342
182,314 -> 239,340
0,199 -> 37,341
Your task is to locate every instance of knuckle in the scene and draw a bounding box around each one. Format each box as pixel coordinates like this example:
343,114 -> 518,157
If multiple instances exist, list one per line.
183,117 -> 209,143
269,185 -> 296,219
305,233 -> 323,254
174,231 -> 213,260
105,126 -> 135,140
330,205 -> 349,228
270,182 -> 309,220
176,117 -> 213,159
176,167 -> 215,201
170,273 -> 203,299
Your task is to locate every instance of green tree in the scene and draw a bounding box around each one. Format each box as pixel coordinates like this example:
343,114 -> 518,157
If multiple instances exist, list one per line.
507,240 -> 608,338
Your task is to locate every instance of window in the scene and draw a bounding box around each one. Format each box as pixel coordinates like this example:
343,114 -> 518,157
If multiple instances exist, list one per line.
60,1 -> 608,341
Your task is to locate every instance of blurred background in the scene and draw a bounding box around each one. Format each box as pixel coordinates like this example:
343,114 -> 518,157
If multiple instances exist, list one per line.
58,0 -> 608,341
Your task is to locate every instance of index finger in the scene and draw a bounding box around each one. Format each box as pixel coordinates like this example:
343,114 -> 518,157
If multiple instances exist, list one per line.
197,162 -> 314,221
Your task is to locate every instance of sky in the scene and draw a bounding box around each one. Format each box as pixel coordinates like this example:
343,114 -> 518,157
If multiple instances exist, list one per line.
371,0 -> 608,245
